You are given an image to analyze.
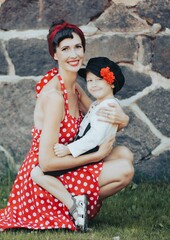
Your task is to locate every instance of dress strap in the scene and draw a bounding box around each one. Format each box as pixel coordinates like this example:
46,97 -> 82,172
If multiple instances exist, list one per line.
56,73 -> 69,115
36,68 -> 58,97
56,74 -> 81,116
36,68 -> 80,115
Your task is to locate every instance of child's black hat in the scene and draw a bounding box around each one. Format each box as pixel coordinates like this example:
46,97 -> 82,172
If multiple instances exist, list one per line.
78,57 -> 125,94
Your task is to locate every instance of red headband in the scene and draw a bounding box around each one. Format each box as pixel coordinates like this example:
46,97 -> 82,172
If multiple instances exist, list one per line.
48,21 -> 85,57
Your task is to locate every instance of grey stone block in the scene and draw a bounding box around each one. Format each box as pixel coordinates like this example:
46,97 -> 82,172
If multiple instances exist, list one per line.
85,35 -> 137,64
140,37 -> 152,66
136,0 -> 170,29
95,3 -> 149,32
134,151 -> 170,182
138,88 -> 170,137
151,36 -> 170,78
43,0 -> 109,26
0,79 -> 36,164
7,39 -> 55,76
117,66 -> 152,99
0,0 -> 39,30
0,0 -> 109,30
116,110 -> 160,163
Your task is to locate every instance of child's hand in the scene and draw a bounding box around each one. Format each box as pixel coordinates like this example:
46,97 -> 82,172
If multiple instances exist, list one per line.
53,143 -> 71,157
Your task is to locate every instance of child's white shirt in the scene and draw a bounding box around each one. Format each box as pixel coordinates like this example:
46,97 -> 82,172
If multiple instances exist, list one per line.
67,98 -> 120,157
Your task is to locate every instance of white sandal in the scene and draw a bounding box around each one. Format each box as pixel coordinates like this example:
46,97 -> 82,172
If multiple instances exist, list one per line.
70,195 -> 88,232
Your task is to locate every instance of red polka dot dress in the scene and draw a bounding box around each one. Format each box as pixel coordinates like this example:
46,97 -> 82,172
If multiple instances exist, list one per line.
0,68 -> 103,231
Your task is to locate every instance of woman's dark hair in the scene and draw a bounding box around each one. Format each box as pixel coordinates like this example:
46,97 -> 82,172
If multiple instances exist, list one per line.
48,20 -> 86,56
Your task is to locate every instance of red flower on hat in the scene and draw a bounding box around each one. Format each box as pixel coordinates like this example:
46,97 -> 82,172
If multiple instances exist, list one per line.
100,67 -> 115,85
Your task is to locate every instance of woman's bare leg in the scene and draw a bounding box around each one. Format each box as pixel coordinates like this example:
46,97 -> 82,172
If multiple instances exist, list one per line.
98,146 -> 134,200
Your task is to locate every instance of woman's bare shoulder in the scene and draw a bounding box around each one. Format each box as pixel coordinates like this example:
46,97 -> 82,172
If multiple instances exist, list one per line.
42,90 -> 64,106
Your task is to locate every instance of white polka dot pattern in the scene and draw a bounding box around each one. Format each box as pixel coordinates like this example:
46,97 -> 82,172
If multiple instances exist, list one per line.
0,68 -> 103,231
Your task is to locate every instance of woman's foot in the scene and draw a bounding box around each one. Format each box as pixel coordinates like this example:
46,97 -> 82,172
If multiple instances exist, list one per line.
70,195 -> 88,232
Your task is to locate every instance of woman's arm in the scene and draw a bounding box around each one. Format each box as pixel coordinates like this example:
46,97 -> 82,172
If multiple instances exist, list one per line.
38,92 -> 111,172
96,102 -> 129,131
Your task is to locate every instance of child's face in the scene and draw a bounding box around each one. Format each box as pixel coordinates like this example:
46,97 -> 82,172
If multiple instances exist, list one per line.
86,72 -> 114,101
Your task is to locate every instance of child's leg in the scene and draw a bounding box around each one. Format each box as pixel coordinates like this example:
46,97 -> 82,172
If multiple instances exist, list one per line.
31,166 -> 88,231
31,166 -> 74,209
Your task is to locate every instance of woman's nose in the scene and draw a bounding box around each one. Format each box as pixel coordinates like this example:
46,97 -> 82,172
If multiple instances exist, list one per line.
70,49 -> 77,57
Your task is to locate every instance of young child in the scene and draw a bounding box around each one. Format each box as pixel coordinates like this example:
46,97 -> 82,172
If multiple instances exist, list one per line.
54,56 -> 125,158
31,57 -> 125,232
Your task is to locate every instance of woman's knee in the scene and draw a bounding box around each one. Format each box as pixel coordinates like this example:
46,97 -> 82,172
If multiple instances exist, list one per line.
120,160 -> 134,186
114,146 -> 134,162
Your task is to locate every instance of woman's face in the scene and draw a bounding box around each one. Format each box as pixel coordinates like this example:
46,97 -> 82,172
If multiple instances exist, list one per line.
86,72 -> 114,101
54,32 -> 85,73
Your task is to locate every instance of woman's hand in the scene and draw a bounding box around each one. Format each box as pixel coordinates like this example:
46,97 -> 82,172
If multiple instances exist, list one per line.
97,136 -> 115,159
96,102 -> 129,131
53,143 -> 71,157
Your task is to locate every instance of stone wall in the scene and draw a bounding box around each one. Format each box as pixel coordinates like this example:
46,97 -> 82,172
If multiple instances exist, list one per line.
0,0 -> 170,182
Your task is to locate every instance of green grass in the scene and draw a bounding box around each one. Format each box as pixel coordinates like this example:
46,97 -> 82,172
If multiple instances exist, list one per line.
0,181 -> 170,240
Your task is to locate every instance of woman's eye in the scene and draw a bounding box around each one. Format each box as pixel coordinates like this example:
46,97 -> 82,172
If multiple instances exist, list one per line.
76,45 -> 82,49
62,47 -> 68,51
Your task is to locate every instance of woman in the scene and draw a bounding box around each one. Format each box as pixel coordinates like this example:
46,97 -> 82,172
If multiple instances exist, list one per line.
0,20 -> 133,231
